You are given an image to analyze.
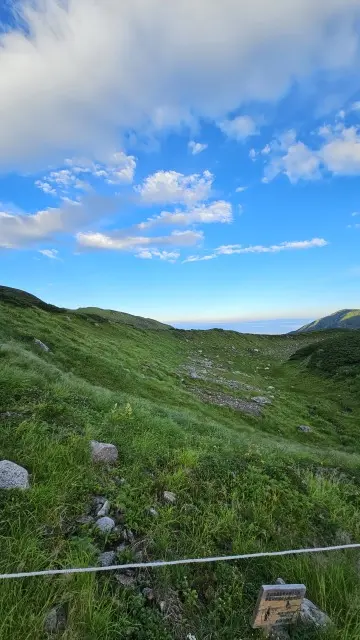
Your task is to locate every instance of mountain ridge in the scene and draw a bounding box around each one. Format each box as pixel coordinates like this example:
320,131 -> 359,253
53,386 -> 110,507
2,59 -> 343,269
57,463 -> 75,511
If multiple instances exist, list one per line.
292,308 -> 360,334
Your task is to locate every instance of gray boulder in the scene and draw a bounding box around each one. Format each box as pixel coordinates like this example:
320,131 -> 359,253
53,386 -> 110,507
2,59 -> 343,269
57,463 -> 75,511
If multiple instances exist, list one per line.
98,551 -> 116,567
44,605 -> 67,635
90,441 -> 118,464
34,338 -> 50,352
298,425 -> 312,433
300,598 -> 332,628
115,572 -> 136,587
95,516 -> 115,533
251,396 -> 272,406
0,460 -> 29,489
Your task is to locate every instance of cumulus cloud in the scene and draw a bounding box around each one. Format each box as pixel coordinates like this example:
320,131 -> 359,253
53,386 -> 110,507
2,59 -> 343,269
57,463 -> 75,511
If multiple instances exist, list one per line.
0,193 -> 126,248
219,115 -> 258,141
38,248 -> 60,259
138,200 -> 232,229
183,238 -> 328,262
1,0 -> 360,170
235,186 -> 247,193
136,170 -> 213,205
263,124 -> 360,182
76,229 -> 203,252
35,152 -> 136,197
188,141 -> 208,155
265,140 -> 321,183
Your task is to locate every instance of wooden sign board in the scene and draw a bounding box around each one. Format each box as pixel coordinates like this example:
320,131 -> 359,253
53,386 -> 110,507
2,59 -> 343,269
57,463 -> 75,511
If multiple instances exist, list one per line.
252,584 -> 306,630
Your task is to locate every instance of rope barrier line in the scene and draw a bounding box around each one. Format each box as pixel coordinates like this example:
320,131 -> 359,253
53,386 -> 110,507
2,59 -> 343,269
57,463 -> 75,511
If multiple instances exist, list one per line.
1,543 -> 360,580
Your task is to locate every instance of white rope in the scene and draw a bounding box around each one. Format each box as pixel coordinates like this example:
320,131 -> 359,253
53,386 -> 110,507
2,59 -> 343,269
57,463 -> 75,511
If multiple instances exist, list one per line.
1,543 -> 360,580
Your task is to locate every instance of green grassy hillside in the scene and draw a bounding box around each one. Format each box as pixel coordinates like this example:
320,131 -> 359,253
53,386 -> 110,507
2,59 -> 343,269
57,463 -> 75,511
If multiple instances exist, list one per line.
75,307 -> 172,330
290,331 -> 360,376
293,309 -> 360,333
1,288 -> 360,639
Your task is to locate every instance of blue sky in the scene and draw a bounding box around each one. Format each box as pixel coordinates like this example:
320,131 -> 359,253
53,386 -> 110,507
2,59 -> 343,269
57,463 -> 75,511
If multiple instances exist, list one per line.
1,1 -> 360,333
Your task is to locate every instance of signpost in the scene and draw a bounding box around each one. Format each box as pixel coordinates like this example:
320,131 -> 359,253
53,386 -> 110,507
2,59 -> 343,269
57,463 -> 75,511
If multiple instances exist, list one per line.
252,583 -> 306,633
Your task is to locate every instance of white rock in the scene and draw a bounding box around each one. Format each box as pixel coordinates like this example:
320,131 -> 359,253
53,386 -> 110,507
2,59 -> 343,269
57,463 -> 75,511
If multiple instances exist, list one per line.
90,441 -> 118,464
95,517 -> 115,533
98,551 -> 116,566
298,425 -> 312,433
97,500 -> 110,517
164,491 -> 176,504
34,338 -> 50,352
148,507 -> 159,517
0,460 -> 29,489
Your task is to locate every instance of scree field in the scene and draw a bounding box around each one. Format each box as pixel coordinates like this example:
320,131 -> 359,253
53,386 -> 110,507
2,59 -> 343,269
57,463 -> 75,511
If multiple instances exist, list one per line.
1,286 -> 360,640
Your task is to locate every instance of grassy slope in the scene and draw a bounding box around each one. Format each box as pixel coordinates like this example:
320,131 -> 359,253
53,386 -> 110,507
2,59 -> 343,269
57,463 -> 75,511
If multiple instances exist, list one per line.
1,299 -> 360,639
75,307 -> 172,331
294,309 -> 360,333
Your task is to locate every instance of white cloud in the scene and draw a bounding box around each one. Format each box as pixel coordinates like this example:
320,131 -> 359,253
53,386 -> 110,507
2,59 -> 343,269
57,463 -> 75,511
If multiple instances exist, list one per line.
352,211 -> 360,216
219,115 -> 258,141
188,141 -> 208,155
264,124 -> 360,182
183,237 -> 328,262
138,200 -> 232,229
77,229 -> 203,252
35,152 -> 136,197
38,248 -> 59,259
249,149 -> 257,161
35,181 -> 57,196
136,249 -> 180,261
320,125 -> 360,174
1,0 -> 360,170
0,194 -> 122,248
265,139 -> 321,183
136,170 -> 213,206
351,101 -> 360,111
235,186 -> 247,193
261,144 -> 271,155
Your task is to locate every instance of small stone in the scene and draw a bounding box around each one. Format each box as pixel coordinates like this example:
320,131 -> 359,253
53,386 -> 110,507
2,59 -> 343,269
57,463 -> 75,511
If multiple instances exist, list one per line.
275,577 -> 286,585
97,500 -> 110,517
143,587 -> 155,601
44,605 -> 66,635
0,460 -> 29,489
300,598 -> 332,628
116,542 -> 128,553
148,507 -> 158,517
90,441 -> 118,464
98,551 -> 116,567
163,491 -> 176,504
298,425 -> 312,433
264,367 -> 270,370
123,528 -> 135,543
159,601 -> 166,613
115,572 -> 136,587
251,396 -> 272,406
268,386 -> 275,390
95,517 -> 115,533
34,338 -> 50,352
